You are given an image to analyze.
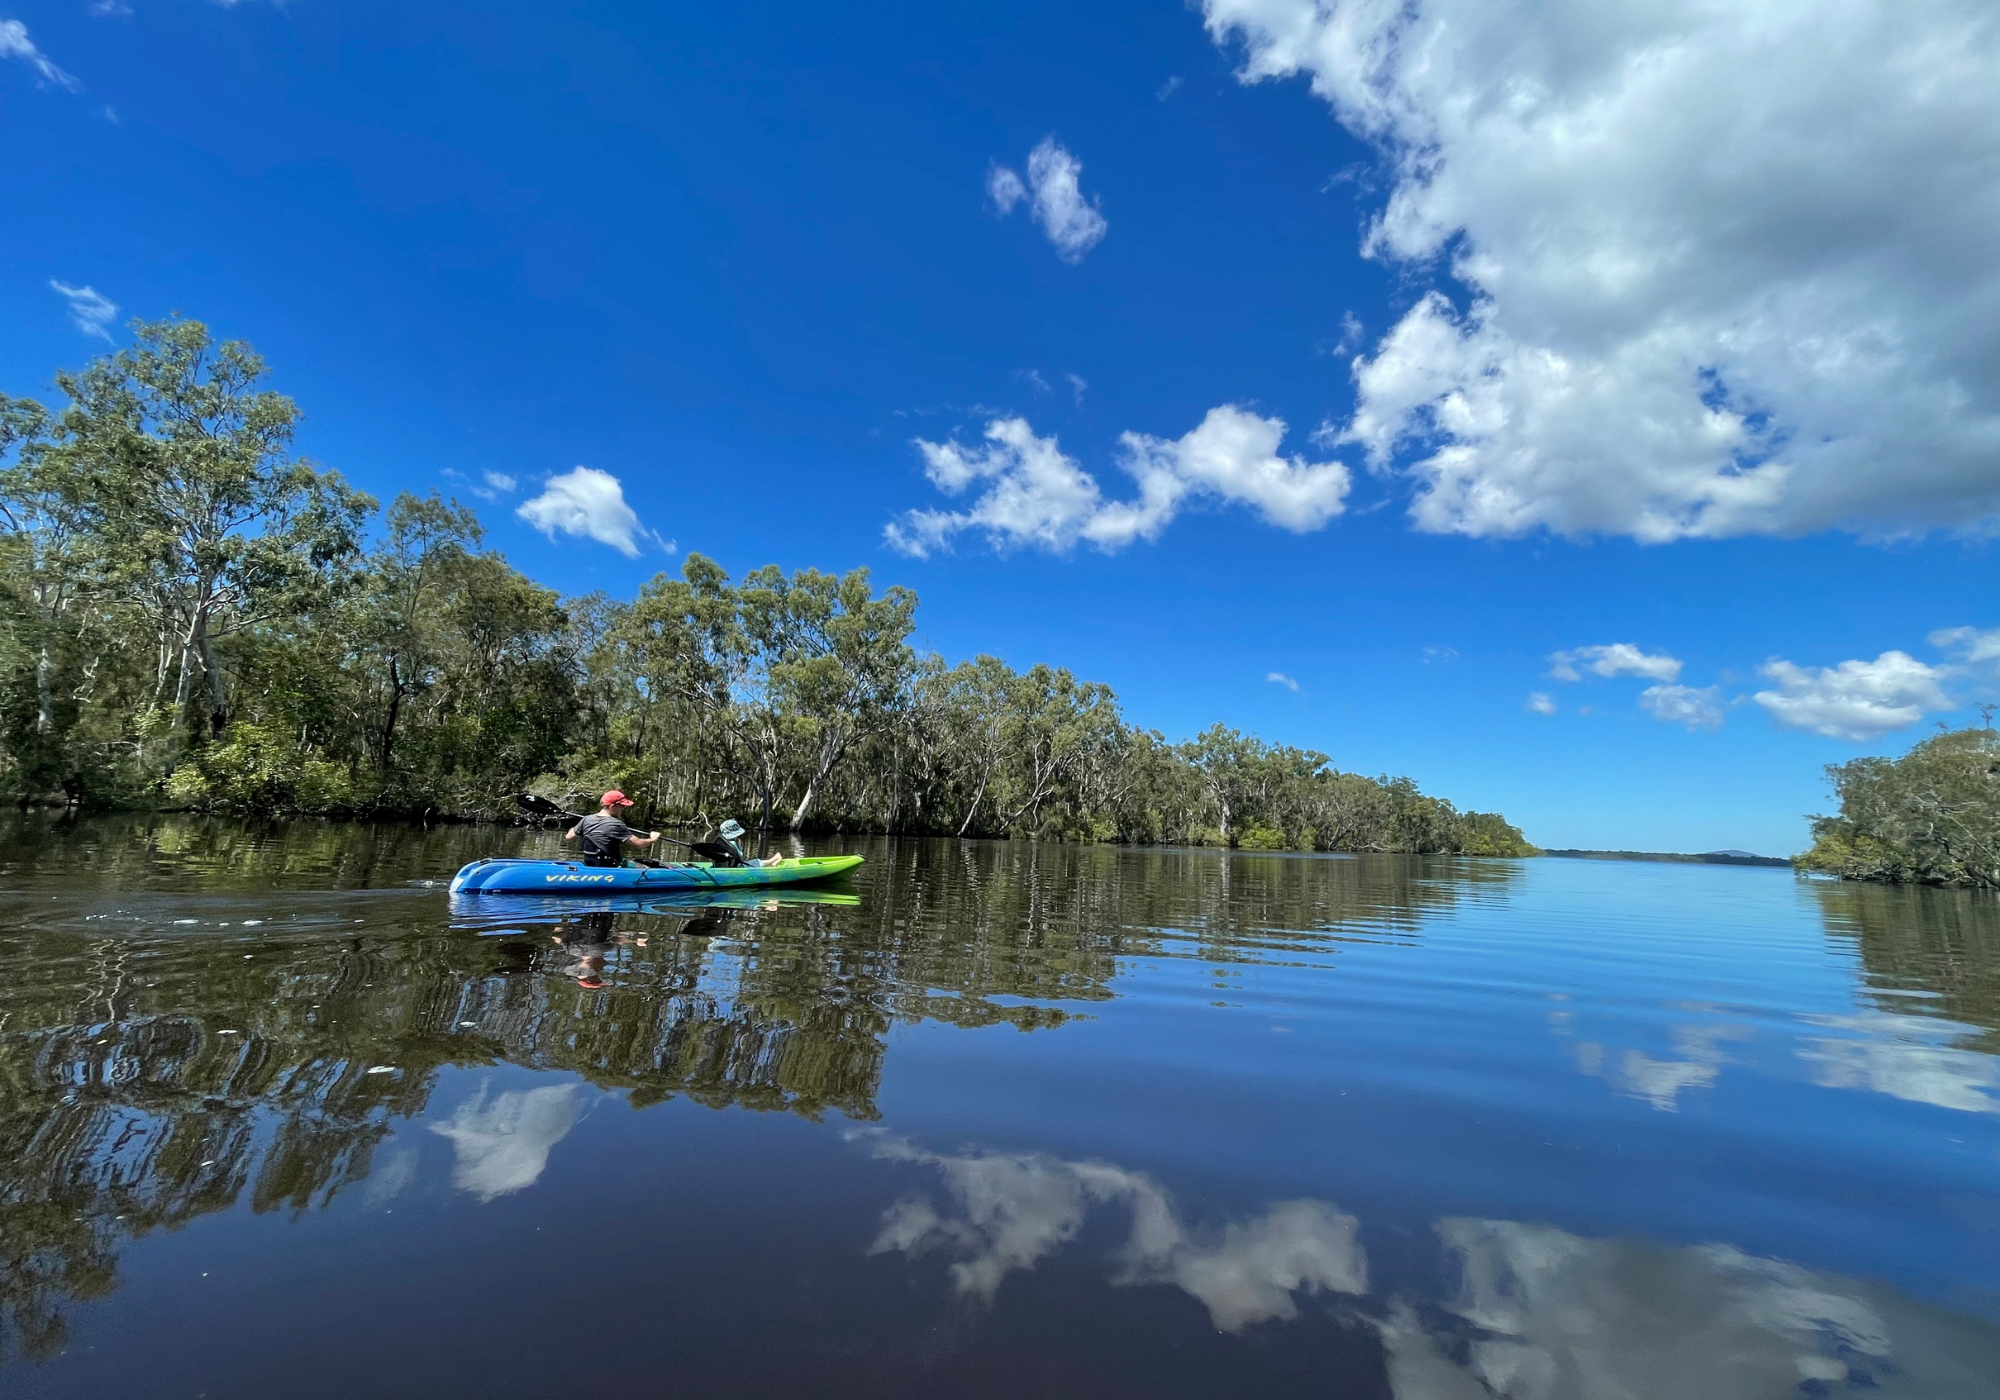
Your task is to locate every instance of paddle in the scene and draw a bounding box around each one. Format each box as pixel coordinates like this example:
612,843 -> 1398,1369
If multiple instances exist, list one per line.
513,794 -> 751,868
512,793 -> 702,862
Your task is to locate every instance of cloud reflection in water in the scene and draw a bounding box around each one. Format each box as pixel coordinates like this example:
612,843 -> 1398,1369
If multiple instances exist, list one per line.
864,1136 -> 1999,1395
862,1135 -> 1366,1331
1799,1011 -> 1999,1115
1385,1217 -> 1998,1399
430,1082 -> 583,1200
1572,1022 -> 1751,1112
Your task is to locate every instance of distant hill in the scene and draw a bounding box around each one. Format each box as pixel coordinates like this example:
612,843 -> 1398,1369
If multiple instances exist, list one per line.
1541,849 -> 1792,868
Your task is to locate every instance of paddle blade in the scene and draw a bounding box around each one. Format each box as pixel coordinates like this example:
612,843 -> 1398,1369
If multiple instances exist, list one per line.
515,793 -> 565,817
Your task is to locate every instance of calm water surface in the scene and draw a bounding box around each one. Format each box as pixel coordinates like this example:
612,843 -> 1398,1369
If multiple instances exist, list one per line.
2,817 -> 1997,1397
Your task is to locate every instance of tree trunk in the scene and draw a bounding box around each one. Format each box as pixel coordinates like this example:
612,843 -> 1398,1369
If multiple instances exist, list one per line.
194,618 -> 228,737
380,653 -> 403,772
34,643 -> 53,735
958,766 -> 990,837
172,636 -> 195,716
790,776 -> 818,831
889,737 -> 902,834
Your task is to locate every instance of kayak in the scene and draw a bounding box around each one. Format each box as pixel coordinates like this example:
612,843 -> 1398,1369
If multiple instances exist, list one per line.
448,853 -> 863,895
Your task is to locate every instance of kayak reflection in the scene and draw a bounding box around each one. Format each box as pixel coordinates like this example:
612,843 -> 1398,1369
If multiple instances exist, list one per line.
447,883 -> 863,930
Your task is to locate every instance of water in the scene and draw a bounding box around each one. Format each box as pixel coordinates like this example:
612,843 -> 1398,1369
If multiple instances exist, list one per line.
2,816 -> 1997,1397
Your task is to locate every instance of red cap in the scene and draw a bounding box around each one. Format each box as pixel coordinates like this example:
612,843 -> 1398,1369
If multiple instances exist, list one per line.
601,790 -> 634,808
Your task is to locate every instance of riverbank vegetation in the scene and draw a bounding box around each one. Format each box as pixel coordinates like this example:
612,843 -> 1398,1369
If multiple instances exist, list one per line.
0,318 -> 1532,855
1798,726 -> 2000,886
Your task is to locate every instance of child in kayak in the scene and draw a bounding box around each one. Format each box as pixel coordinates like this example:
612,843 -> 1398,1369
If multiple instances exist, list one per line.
564,791 -> 665,867
716,818 -> 788,868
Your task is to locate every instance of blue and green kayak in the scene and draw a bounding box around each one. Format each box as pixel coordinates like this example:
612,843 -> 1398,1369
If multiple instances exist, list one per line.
449,853 -> 863,895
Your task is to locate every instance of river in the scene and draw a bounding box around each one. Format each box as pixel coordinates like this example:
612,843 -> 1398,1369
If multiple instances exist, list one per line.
1,816 -> 1996,1397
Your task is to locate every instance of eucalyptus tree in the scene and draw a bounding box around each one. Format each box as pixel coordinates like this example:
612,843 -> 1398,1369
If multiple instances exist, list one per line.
737,563 -> 918,830
1184,725 -> 1255,844
876,650 -> 949,831
34,318 -> 372,740
354,492 -> 483,775
0,394 -> 156,796
990,664 -> 1121,834
609,554 -> 770,823
926,655 -> 1009,836
0,394 -> 64,739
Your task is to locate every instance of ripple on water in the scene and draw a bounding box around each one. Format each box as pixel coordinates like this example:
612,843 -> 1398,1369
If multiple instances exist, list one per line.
0,820 -> 1995,1395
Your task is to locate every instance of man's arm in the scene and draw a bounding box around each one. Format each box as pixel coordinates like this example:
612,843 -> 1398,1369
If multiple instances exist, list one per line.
564,823 -> 580,841
624,830 -> 661,848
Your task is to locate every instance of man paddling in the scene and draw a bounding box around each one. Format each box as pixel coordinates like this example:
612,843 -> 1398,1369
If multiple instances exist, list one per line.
564,790 -> 663,867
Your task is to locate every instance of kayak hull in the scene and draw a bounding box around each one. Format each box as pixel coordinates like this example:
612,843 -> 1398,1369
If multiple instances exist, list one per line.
449,854 -> 863,895
448,884 -> 860,928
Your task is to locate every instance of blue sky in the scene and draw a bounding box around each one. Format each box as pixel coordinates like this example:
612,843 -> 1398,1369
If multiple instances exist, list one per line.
5,0 -> 1997,856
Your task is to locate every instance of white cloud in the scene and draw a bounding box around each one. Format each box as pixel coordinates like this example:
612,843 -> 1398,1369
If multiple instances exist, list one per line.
1203,0 -> 2000,541
1422,645 -> 1457,665
863,1136 -> 1366,1331
986,163 -> 1027,215
1330,311 -> 1364,357
989,138 -> 1109,263
430,1083 -> 581,1200
1156,75 -> 1183,101
1548,644 -> 1682,683
1753,650 -> 1952,740
1267,671 -> 1300,691
1525,692 -> 1556,716
886,418 -> 1152,557
516,466 -> 667,557
1121,405 -> 1350,532
50,281 -> 117,340
886,407 -> 1347,556
473,470 -> 518,501
1929,625 -> 2000,665
0,20 -> 79,91
88,0 -> 133,17
1639,683 -> 1724,731
1065,372 -> 1088,406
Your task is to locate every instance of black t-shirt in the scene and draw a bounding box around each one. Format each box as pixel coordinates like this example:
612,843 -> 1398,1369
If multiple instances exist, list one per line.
573,813 -> 636,860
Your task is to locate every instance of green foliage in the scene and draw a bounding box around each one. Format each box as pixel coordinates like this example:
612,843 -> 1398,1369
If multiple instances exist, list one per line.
1235,824 -> 1292,851
162,722 -> 357,814
1798,727 -> 2000,885
1456,811 -> 1541,857
0,328 -> 1534,855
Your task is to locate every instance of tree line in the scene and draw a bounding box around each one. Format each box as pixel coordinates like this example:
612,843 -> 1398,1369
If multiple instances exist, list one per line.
0,317 -> 1533,856
1799,724 -> 2000,886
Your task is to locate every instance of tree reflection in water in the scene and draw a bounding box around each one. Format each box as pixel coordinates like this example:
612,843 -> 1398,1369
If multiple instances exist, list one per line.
0,825 -> 1517,1366
17,827 -> 1994,1390
1809,878 -> 2000,1051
